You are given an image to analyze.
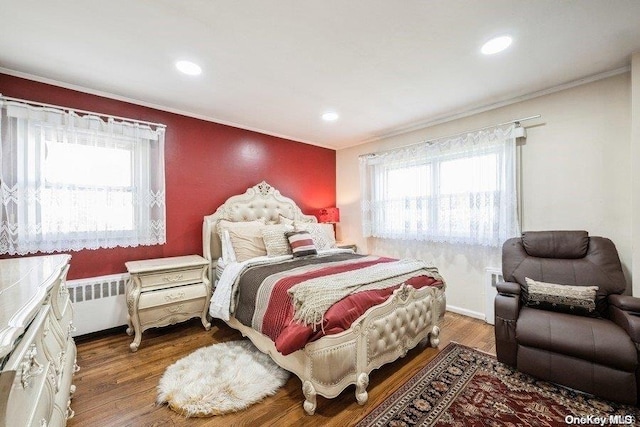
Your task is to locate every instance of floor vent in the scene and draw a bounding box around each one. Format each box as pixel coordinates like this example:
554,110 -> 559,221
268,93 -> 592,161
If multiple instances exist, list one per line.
485,267 -> 504,325
67,273 -> 130,337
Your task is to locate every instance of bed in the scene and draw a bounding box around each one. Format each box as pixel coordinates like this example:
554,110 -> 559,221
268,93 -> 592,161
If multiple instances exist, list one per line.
202,181 -> 446,415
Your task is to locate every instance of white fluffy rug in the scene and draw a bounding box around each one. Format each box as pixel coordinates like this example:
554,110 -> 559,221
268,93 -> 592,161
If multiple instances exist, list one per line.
157,340 -> 289,417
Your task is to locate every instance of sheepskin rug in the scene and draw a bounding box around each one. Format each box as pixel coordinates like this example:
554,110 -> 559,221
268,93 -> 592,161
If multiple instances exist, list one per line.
157,340 -> 289,417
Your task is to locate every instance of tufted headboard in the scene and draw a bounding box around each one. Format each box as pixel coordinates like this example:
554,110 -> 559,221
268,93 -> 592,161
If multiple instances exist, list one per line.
202,181 -> 317,278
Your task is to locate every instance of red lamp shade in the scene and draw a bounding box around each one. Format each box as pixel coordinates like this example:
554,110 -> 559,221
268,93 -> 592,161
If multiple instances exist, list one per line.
318,207 -> 340,223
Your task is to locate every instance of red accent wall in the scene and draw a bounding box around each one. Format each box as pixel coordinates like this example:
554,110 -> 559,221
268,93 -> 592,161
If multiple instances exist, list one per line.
0,74 -> 336,279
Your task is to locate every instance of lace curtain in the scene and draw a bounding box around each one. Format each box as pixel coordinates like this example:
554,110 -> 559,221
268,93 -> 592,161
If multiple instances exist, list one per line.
360,124 -> 520,247
0,100 -> 166,255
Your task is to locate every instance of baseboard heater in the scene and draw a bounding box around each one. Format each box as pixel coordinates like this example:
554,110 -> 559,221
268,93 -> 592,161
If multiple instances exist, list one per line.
67,273 -> 130,337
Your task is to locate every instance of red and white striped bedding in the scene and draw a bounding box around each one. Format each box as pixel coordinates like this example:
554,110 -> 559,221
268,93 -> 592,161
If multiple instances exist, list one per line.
211,251 -> 443,355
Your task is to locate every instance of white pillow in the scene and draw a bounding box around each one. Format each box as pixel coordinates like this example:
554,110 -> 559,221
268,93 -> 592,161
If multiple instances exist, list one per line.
295,222 -> 336,250
221,229 -> 236,263
278,215 -> 294,226
227,227 -> 268,262
217,219 -> 266,263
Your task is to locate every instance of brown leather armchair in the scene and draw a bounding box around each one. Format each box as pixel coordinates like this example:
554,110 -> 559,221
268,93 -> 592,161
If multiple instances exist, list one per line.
494,230 -> 640,405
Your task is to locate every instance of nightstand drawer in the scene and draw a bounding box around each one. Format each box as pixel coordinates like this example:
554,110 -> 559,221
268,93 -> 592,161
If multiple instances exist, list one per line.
138,299 -> 206,329
138,267 -> 204,289
138,283 -> 207,309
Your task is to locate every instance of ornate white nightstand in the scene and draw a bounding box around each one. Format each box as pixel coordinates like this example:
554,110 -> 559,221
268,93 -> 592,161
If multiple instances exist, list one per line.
125,255 -> 211,352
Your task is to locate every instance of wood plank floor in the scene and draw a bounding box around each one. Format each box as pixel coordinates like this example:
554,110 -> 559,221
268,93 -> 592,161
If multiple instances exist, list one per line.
68,312 -> 495,426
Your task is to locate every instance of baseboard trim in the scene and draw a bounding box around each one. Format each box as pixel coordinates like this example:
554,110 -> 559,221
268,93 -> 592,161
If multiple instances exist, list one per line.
446,305 -> 486,321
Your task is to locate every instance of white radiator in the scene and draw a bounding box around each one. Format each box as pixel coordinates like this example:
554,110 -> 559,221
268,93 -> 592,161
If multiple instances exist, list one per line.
67,273 -> 130,337
484,267 -> 504,325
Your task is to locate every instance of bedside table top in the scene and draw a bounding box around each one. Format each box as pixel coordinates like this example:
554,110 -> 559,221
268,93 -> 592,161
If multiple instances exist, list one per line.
125,255 -> 208,274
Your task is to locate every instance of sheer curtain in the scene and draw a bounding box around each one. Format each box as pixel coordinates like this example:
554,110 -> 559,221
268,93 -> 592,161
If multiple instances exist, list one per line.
360,124 -> 520,247
0,100 -> 166,255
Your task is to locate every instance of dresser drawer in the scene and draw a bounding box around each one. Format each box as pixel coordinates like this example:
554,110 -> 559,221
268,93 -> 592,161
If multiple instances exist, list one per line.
138,267 -> 204,289
138,298 -> 207,330
2,309 -> 56,427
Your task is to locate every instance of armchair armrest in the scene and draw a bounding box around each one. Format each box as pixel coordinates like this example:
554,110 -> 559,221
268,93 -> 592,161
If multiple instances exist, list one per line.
495,282 -> 521,321
609,295 -> 640,344
494,281 -> 521,367
609,294 -> 640,313
497,281 -> 520,296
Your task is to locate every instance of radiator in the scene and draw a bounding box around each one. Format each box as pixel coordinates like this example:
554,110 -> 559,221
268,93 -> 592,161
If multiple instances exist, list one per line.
484,267 -> 504,325
67,273 -> 130,337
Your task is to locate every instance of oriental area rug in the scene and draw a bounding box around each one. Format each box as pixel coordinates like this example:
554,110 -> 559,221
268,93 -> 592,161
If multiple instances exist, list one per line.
156,340 -> 289,417
357,343 -> 640,427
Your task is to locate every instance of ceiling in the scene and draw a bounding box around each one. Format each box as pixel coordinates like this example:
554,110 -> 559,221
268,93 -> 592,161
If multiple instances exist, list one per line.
2,1 -> 640,150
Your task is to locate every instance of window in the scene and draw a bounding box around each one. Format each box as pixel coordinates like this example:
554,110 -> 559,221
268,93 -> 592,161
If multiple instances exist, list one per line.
360,125 -> 520,247
0,99 -> 166,255
43,136 -> 135,235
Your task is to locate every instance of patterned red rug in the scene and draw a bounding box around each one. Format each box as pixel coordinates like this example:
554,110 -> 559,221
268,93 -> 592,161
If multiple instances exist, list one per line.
357,343 -> 640,427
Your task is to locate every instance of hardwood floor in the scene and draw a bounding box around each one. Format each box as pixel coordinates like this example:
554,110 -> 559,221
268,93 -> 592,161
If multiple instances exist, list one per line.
68,312 -> 495,426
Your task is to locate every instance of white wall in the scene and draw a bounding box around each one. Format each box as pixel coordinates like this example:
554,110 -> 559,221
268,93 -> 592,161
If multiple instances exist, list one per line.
337,73 -> 633,319
632,53 -> 640,296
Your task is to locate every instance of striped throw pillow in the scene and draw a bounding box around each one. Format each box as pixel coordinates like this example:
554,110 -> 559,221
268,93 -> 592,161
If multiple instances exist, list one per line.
286,231 -> 317,257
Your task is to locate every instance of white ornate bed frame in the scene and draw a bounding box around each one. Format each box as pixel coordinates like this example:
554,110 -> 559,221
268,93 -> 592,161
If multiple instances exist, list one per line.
203,182 -> 446,415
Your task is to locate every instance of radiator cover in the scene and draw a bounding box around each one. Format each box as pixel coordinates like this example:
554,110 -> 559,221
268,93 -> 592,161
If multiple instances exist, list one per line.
67,273 -> 129,337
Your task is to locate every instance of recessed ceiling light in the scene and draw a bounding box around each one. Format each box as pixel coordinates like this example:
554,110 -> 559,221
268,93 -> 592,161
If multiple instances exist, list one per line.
322,112 -> 339,121
481,36 -> 512,55
175,60 -> 202,76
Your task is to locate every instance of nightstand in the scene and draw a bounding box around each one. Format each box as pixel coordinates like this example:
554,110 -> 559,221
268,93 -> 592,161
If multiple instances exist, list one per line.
125,255 -> 211,352
337,242 -> 357,252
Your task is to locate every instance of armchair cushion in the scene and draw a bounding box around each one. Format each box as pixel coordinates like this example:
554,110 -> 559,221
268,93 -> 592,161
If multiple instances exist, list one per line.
517,307 -> 637,372
522,230 -> 589,259
522,277 -> 599,317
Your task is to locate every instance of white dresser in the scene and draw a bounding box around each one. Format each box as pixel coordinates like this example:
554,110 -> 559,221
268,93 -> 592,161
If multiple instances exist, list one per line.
125,255 -> 211,352
0,255 -> 77,427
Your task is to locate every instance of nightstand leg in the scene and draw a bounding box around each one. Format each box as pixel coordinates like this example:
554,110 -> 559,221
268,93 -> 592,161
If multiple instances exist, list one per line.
129,333 -> 141,352
126,314 -> 134,336
201,315 -> 211,331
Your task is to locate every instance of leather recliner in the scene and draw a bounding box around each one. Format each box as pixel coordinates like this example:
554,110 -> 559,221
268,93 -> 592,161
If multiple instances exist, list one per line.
494,230 -> 640,405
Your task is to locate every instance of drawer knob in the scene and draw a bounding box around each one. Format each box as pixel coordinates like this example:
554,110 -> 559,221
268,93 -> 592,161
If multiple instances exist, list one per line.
164,291 -> 185,302
20,344 -> 44,389
163,274 -> 184,283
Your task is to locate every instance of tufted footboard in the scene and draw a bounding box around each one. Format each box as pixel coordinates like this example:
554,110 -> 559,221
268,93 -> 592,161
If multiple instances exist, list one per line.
226,282 -> 446,415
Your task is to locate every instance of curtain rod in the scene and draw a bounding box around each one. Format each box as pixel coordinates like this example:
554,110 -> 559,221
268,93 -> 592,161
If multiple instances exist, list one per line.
0,94 -> 166,128
360,114 -> 540,158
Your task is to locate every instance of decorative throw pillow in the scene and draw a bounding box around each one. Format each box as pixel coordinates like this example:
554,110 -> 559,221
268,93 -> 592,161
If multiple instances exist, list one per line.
523,277 -> 599,316
294,223 -> 336,250
262,224 -> 294,257
286,231 -> 317,257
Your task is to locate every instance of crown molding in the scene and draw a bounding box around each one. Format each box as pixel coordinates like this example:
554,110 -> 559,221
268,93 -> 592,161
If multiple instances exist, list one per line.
0,67 -> 335,150
348,65 -> 631,148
